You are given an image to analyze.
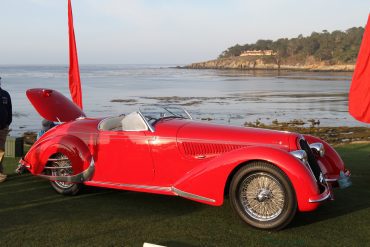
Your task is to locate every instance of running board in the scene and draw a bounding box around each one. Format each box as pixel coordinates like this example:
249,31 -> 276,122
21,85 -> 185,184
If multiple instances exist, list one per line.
84,180 -> 216,203
172,187 -> 216,203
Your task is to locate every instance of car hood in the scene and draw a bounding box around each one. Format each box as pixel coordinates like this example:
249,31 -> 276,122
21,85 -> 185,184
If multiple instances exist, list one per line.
27,88 -> 86,122
177,121 -> 298,151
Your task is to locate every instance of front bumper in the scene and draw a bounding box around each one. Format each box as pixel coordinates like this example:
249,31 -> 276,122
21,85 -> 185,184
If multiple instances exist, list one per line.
308,169 -> 351,203
325,169 -> 352,189
309,184 -> 332,203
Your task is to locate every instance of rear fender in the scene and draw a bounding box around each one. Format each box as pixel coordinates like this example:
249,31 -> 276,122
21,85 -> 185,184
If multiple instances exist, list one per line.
173,146 -> 320,211
25,135 -> 91,175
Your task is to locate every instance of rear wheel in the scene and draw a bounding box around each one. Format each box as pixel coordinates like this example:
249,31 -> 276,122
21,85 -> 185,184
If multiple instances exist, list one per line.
47,153 -> 81,195
229,161 -> 297,230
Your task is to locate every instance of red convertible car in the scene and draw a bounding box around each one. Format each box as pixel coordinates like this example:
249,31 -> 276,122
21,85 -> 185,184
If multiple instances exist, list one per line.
19,88 -> 352,230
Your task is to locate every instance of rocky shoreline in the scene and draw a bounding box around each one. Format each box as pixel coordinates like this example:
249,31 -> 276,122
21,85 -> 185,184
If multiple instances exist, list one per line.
185,57 -> 355,72
244,119 -> 369,146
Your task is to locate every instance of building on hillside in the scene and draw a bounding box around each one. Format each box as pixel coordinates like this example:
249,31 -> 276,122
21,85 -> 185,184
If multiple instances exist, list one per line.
240,50 -> 276,56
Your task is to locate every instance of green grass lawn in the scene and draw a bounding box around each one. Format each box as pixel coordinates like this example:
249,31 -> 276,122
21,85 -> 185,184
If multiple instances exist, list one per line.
0,144 -> 369,247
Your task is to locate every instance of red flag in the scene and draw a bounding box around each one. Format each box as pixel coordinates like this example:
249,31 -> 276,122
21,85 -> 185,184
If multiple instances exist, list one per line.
349,14 -> 370,123
68,0 -> 83,109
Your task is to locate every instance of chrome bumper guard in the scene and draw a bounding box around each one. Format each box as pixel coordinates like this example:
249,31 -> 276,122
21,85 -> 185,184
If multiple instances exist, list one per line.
308,183 -> 332,203
309,170 -> 352,203
337,170 -> 352,189
325,170 -> 352,189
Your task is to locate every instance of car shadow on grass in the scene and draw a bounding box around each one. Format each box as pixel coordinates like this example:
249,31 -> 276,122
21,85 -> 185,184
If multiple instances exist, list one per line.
289,190 -> 370,229
1,173 -> 207,219
3,173 -> 369,232
289,145 -> 370,228
159,241 -> 199,247
83,184 -> 207,217
0,175 -> 212,246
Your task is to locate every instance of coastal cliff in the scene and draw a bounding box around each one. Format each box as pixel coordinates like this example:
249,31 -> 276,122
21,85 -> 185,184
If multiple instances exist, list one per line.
185,56 -> 355,71
186,27 -> 362,72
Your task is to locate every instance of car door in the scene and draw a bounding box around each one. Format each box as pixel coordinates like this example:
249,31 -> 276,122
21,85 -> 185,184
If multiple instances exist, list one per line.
92,129 -> 154,185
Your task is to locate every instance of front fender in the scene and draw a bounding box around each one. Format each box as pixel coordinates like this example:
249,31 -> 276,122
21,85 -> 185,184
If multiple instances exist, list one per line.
24,134 -> 92,175
304,135 -> 345,175
173,146 -> 321,211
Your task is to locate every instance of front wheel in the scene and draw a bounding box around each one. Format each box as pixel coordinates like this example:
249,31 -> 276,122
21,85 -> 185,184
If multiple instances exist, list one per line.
229,161 -> 297,230
47,153 -> 81,195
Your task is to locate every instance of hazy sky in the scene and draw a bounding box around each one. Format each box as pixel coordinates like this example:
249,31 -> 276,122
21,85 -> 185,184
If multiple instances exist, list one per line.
0,0 -> 369,65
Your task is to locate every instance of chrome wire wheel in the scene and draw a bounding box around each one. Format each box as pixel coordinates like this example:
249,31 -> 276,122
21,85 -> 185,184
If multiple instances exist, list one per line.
50,154 -> 74,189
229,162 -> 297,230
239,172 -> 285,222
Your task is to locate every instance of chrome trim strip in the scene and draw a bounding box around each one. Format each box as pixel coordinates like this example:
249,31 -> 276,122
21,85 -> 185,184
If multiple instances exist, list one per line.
309,192 -> 331,203
86,181 -> 215,203
172,187 -> 216,203
38,158 -> 95,183
87,181 -> 172,192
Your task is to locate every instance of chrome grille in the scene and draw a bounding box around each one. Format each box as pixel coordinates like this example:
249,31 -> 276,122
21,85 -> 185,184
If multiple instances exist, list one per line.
299,139 -> 322,182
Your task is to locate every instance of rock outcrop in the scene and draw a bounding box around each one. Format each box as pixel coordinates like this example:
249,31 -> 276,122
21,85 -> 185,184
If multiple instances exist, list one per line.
185,57 -> 355,72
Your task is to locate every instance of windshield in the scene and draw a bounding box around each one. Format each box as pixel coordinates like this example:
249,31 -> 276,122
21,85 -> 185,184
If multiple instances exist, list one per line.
139,105 -> 192,125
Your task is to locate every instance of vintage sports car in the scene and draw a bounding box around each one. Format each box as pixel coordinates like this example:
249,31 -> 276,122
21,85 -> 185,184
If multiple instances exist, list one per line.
19,88 -> 352,230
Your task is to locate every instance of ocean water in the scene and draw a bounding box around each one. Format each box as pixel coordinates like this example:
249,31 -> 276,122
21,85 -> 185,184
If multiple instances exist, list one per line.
0,64 -> 365,136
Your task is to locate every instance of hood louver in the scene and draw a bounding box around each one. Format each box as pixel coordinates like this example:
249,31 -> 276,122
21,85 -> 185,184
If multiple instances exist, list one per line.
182,142 -> 245,156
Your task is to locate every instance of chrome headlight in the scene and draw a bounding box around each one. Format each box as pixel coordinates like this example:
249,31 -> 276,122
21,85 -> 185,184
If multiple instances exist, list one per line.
290,150 -> 308,164
309,143 -> 325,157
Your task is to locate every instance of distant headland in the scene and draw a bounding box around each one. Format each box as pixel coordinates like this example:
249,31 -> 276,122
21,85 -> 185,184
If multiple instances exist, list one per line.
185,27 -> 364,72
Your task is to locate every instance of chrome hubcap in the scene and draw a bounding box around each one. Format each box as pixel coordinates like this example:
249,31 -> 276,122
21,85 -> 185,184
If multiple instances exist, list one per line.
239,172 -> 285,221
256,188 -> 272,202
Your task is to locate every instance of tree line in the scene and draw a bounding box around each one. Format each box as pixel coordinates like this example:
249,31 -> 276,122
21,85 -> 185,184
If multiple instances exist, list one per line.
219,27 -> 364,64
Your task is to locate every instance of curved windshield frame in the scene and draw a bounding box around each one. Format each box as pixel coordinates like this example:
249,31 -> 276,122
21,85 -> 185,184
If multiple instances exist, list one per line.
139,105 -> 192,120
139,105 -> 192,131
